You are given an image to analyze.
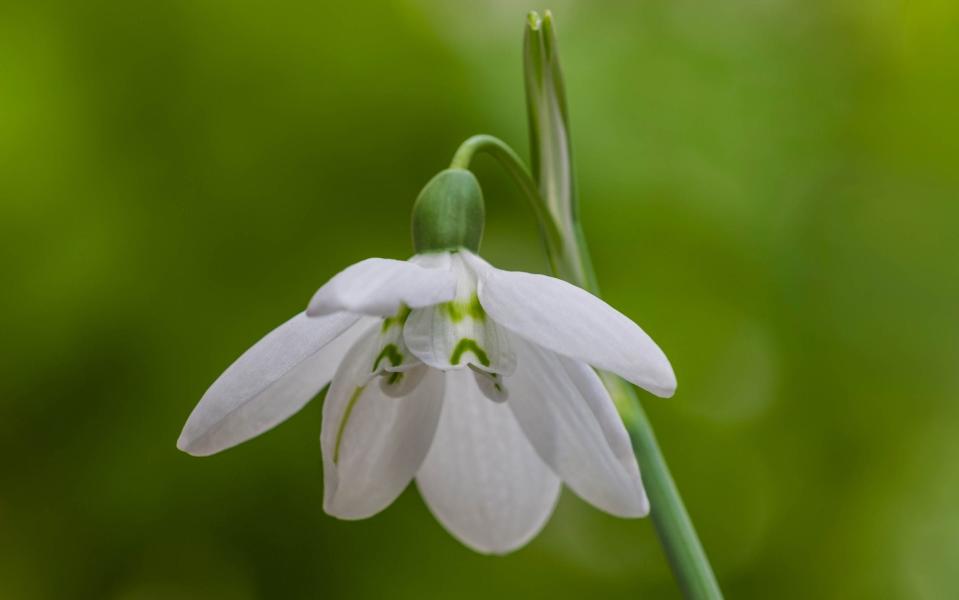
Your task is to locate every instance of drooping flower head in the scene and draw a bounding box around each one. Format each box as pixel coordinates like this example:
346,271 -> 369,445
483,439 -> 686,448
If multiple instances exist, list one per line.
178,168 -> 675,554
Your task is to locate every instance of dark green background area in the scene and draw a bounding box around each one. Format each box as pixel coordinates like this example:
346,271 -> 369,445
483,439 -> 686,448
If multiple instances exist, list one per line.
2,1 -> 957,598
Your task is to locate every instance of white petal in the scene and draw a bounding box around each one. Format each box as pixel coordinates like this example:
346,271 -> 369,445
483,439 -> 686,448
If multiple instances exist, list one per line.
307,256 -> 456,317
322,329 -> 443,520
462,251 -> 676,397
416,369 -> 560,555
507,337 -> 649,517
177,312 -> 370,456
408,252 -> 452,269
469,365 -> 508,403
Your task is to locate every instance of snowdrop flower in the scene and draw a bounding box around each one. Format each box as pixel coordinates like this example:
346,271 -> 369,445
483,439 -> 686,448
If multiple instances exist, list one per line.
178,169 -> 675,554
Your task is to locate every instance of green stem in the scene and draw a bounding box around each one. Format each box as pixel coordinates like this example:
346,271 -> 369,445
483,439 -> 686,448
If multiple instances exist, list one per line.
551,166 -> 722,600
452,131 -> 722,599
603,378 -> 724,600
548,149 -> 720,599
559,196 -> 722,598
450,135 -> 565,276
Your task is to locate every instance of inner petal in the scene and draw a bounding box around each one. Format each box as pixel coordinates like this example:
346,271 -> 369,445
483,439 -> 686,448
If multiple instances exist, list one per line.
469,365 -> 507,403
369,305 -> 426,397
379,363 -> 428,398
403,253 -> 516,380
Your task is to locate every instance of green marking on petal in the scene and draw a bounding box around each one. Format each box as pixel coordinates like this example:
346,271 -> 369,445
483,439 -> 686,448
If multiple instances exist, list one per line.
387,371 -> 403,385
333,385 -> 366,465
372,344 -> 403,372
442,301 -> 463,322
381,304 -> 412,332
467,293 -> 486,320
450,338 -> 490,367
442,293 -> 485,323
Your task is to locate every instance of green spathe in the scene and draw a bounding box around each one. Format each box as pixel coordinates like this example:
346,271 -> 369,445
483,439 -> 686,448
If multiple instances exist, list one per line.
411,169 -> 484,253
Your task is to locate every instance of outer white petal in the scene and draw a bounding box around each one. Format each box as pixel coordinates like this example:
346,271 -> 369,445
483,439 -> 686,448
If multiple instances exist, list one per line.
307,256 -> 456,317
177,312 -> 370,457
507,336 -> 649,517
462,251 -> 676,398
322,330 -> 443,520
408,252 -> 452,269
416,369 -> 560,555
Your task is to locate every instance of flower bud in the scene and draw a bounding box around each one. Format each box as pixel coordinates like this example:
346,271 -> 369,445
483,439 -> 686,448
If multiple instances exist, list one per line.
411,168 -> 485,253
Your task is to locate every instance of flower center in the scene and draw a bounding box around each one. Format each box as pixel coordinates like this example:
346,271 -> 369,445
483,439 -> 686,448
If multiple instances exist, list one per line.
403,252 -> 514,402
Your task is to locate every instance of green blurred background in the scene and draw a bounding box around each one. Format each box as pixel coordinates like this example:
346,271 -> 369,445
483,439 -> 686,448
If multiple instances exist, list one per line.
2,0 -> 957,598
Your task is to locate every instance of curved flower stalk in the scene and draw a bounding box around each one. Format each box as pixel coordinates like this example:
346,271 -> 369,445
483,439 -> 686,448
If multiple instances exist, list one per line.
178,168 -> 675,554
